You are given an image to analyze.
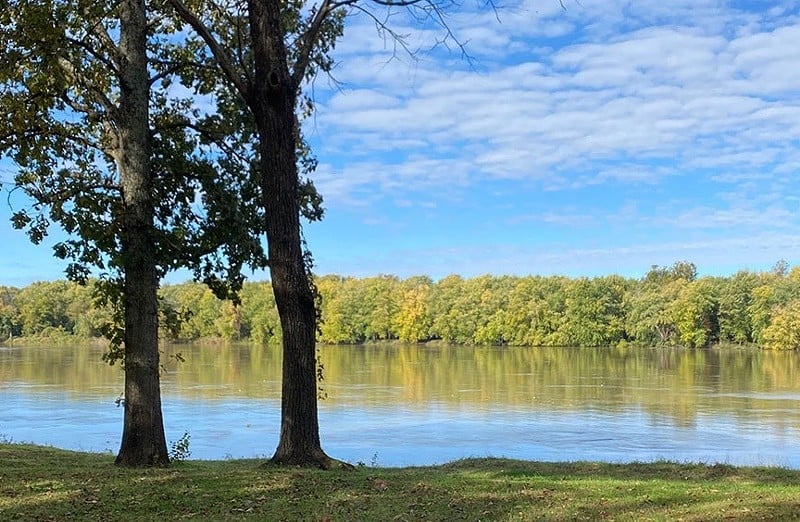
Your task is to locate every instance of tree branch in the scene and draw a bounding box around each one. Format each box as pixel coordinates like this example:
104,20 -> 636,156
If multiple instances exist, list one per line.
79,3 -> 125,69
291,0 -> 336,88
154,118 -> 254,168
65,36 -> 121,77
167,0 -> 250,101
56,57 -> 118,119
148,59 -> 216,86
347,2 -> 417,58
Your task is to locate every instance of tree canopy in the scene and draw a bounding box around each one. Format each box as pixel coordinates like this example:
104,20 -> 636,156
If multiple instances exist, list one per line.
5,264 -> 800,350
0,0 -> 268,466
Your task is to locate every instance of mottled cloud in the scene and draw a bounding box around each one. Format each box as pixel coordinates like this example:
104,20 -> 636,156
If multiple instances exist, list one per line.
300,0 -> 800,276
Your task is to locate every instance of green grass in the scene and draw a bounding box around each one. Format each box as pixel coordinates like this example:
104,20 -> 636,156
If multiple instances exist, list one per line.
2,444 -> 799,521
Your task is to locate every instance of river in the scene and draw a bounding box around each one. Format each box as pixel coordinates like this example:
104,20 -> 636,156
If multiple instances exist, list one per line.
1,343 -> 799,467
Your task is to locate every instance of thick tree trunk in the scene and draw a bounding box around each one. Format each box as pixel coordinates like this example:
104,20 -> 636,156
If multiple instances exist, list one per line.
114,0 -> 169,468
248,0 -> 335,468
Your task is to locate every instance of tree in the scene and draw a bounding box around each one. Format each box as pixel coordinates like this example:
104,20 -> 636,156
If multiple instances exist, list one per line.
644,261 -> 697,285
164,0 -> 344,466
428,275 -> 468,343
363,275 -> 400,341
12,281 -> 74,336
673,278 -> 720,348
558,276 -> 627,347
625,278 -> 684,345
0,0 -> 169,466
167,0 -> 478,466
393,276 -> 433,342
1,0 -> 266,466
0,286 -> 20,341
717,271 -> 758,344
317,276 -> 367,343
240,281 -> 282,345
761,300 -> 800,350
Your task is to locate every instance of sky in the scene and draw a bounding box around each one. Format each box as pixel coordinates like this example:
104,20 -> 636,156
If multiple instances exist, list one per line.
2,0 -> 800,286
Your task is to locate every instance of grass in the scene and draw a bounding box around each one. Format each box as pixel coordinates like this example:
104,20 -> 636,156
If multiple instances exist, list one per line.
1,444 -> 800,521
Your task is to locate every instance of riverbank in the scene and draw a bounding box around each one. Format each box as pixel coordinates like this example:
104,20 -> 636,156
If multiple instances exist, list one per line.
1,444 -> 799,521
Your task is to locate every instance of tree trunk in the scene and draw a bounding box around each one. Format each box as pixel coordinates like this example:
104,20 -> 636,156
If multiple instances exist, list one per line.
248,0 -> 334,468
114,0 -> 169,467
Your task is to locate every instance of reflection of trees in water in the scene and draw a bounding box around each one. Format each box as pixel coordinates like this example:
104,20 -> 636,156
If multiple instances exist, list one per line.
3,344 -> 800,429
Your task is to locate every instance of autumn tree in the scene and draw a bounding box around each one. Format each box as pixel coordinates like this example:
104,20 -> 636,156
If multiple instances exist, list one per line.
557,276 -> 628,347
717,270 -> 758,344
673,278 -> 720,348
762,300 -> 800,350
0,286 -> 19,341
317,276 -> 365,343
0,0 -> 266,466
363,275 -> 401,341
240,281 -> 282,344
393,276 -> 433,342
626,264 -> 698,346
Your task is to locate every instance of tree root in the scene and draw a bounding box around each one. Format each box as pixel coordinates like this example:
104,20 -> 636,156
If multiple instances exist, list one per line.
265,448 -> 354,470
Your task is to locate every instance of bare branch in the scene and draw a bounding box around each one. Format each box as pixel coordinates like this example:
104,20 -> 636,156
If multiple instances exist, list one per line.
417,0 -> 473,63
167,0 -> 250,101
366,0 -> 429,6
330,0 -> 360,8
329,0 -> 478,66
348,2 -> 417,58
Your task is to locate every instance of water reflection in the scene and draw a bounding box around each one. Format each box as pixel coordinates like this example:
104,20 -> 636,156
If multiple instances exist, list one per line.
1,343 -> 799,467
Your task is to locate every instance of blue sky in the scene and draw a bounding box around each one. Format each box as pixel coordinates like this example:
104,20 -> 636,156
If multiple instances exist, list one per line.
2,0 -> 800,286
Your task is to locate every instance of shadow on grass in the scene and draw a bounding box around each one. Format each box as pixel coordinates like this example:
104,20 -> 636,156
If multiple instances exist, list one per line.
2,446 -> 800,521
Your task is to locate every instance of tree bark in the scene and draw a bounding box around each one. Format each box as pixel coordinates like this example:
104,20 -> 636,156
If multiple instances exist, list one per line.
114,0 -> 169,467
248,0 -> 335,468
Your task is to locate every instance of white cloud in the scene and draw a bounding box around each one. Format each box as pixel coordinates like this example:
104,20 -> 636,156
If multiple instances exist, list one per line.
308,5 -> 800,200
299,1 -> 800,277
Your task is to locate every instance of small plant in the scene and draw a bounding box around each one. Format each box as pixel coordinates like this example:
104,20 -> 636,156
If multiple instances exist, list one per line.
169,431 -> 191,461
357,452 -> 380,467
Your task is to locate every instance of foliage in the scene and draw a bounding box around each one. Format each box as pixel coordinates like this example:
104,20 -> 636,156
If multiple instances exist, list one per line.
0,0 -> 268,346
717,270 -> 758,344
673,278 -> 720,349
3,444 -> 800,521
5,262 -> 800,349
168,432 -> 192,461
762,300 -> 800,350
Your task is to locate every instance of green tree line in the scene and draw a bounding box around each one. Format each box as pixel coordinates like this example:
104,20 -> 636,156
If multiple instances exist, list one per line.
3,261 -> 800,350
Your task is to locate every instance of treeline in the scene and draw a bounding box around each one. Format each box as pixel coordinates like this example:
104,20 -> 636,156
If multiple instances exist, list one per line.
2,261 -> 800,349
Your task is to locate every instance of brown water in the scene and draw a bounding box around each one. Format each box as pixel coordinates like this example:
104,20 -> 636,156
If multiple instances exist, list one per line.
1,343 -> 799,467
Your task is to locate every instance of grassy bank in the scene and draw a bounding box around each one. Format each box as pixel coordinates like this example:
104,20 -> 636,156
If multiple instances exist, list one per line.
2,445 -> 799,521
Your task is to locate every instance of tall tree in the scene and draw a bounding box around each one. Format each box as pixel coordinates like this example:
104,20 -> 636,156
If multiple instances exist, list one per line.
0,0 -> 266,466
167,0 -> 468,467
166,0 -> 343,467
0,0 -> 168,467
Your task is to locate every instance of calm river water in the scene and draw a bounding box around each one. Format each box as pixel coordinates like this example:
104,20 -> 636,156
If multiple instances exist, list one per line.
1,343 -> 799,467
